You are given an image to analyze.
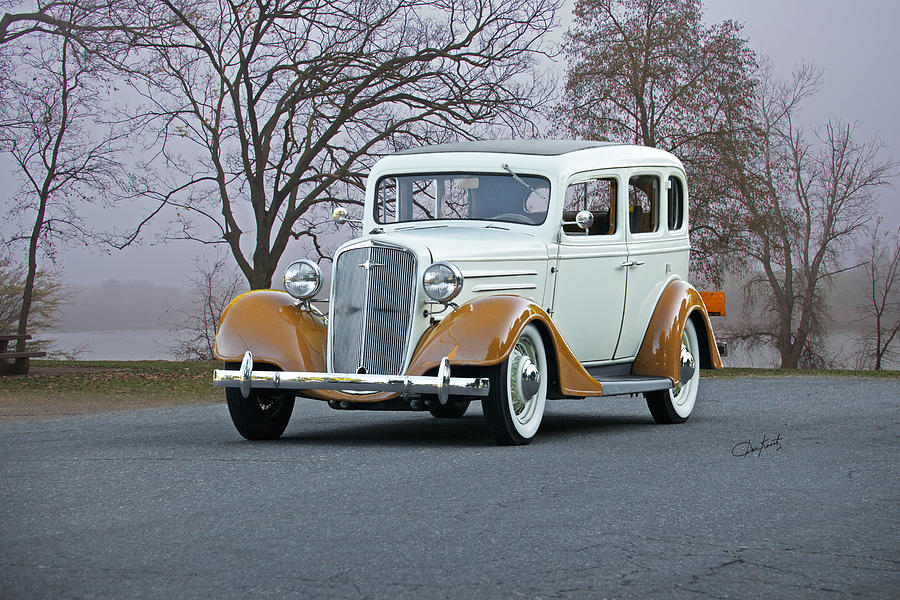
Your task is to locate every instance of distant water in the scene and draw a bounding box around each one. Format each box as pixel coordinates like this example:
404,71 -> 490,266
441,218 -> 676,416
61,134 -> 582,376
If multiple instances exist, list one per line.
36,330 -> 176,361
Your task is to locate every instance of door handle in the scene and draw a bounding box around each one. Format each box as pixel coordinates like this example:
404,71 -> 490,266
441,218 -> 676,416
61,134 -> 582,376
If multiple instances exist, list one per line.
620,260 -> 635,267
634,260 -> 645,266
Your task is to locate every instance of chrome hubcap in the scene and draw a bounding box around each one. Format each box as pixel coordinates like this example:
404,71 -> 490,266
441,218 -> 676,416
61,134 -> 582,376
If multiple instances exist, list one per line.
672,330 -> 696,403
520,358 -> 541,400
509,338 -> 540,424
679,345 -> 696,384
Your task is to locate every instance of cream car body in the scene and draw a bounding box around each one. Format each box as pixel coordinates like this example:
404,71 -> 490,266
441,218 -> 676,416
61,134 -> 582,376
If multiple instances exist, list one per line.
214,140 -> 724,445
354,142 -> 689,366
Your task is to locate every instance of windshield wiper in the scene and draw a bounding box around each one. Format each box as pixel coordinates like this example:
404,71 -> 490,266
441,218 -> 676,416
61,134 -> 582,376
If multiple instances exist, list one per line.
395,224 -> 448,231
501,163 -> 538,195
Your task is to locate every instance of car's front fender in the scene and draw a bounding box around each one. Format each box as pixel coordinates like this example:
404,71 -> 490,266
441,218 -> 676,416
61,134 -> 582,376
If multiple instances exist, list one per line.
214,290 -> 405,403
406,295 -> 605,397
214,290 -> 327,373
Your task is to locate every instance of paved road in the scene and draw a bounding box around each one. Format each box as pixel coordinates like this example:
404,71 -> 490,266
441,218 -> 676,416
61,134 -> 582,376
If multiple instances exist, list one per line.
1,377 -> 897,599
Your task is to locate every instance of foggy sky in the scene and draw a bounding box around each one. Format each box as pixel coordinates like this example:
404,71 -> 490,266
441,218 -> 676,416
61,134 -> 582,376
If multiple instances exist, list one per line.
4,0 -> 899,287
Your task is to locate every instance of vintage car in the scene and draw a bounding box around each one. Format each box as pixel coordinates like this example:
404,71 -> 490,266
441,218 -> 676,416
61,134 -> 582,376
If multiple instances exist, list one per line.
213,140 -> 725,445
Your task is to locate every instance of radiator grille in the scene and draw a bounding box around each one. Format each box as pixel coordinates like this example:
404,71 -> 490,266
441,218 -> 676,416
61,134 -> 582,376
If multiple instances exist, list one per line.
330,244 -> 416,375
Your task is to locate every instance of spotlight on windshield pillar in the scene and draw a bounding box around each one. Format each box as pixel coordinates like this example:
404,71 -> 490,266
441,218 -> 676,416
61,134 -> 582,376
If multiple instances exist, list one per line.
332,207 -> 349,224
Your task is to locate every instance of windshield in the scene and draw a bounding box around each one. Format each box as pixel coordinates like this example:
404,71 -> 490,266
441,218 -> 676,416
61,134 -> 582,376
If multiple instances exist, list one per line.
375,173 -> 550,226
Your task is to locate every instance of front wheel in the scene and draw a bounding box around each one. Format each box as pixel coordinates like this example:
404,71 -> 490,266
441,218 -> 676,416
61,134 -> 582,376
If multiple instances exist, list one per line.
224,362 -> 294,440
645,318 -> 700,424
482,324 -> 548,445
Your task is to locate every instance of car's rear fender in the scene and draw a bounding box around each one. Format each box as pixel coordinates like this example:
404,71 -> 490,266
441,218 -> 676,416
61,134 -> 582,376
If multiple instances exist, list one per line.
632,280 -> 724,385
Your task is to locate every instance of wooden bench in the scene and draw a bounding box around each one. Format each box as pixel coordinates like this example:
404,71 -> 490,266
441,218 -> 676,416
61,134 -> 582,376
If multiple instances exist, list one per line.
0,334 -> 47,375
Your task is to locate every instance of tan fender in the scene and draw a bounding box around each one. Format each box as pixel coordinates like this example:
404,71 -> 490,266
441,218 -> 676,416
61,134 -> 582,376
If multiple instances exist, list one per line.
214,290 -> 328,372
214,290 -> 397,402
407,295 -> 604,397
632,280 -> 724,385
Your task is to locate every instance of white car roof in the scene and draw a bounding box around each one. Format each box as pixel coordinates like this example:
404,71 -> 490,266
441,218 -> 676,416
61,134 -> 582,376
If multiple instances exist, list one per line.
376,140 -> 685,176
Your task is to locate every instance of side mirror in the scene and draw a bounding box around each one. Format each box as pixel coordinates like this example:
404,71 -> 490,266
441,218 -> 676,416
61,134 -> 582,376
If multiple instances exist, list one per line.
575,210 -> 594,231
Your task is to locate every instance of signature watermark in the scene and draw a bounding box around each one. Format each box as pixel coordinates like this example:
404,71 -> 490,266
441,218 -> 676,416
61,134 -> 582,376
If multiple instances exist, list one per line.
731,433 -> 783,458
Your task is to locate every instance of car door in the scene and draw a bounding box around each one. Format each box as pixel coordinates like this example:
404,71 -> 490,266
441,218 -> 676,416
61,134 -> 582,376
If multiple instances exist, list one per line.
615,170 -> 690,359
548,171 -> 628,362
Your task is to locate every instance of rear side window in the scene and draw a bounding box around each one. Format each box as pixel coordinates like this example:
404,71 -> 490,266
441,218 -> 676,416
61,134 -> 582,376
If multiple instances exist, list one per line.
668,176 -> 685,230
563,178 -> 617,236
628,175 -> 659,234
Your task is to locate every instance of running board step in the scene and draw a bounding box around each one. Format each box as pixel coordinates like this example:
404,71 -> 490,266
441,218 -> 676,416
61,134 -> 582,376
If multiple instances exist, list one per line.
593,375 -> 673,397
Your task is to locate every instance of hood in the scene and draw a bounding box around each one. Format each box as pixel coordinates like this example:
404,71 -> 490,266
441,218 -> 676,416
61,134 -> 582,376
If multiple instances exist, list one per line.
368,224 -> 549,265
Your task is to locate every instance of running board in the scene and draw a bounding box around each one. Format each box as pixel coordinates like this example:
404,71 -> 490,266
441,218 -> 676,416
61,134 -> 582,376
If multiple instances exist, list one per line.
593,375 -> 673,397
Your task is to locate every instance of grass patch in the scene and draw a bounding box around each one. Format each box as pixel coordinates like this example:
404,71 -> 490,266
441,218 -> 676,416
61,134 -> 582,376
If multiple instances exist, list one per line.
0,360 -> 224,421
702,367 -> 900,378
1,360 -> 222,400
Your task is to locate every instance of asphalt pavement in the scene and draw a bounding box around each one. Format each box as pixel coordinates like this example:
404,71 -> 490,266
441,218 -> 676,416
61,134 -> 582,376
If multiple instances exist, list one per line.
1,377 -> 898,599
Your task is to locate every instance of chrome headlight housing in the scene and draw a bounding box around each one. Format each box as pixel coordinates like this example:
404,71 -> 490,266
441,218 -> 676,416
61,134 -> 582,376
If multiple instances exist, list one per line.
283,259 -> 322,300
423,261 -> 463,303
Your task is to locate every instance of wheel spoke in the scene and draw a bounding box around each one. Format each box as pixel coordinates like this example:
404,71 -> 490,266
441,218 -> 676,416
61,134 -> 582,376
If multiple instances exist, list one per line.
509,338 -> 539,423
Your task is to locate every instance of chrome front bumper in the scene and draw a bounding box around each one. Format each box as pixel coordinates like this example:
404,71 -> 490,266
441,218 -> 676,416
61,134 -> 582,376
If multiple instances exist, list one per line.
213,351 -> 490,404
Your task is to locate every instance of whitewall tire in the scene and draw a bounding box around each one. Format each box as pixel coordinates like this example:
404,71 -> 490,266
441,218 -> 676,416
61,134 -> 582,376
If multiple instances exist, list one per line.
645,318 -> 700,424
482,324 -> 548,445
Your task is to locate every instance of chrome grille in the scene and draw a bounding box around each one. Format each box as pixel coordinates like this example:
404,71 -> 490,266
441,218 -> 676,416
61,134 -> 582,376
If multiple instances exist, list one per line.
330,244 -> 416,375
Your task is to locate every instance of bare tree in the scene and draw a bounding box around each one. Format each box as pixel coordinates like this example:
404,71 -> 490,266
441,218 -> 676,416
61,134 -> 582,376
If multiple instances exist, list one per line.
124,0 -> 560,289
0,255 -> 61,338
854,219 -> 900,370
0,1 -> 174,50
0,25 -> 126,355
723,65 -> 895,368
553,0 -> 756,286
169,253 -> 246,361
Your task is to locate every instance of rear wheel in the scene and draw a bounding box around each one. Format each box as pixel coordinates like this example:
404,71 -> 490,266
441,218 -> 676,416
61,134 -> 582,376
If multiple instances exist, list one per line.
645,318 -> 700,424
224,362 -> 294,440
482,324 -> 547,445
428,400 -> 470,418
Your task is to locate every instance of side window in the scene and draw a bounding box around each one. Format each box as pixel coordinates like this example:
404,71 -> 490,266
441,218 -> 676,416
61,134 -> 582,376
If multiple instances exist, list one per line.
628,175 -> 659,234
562,178 -> 617,236
667,176 -> 684,230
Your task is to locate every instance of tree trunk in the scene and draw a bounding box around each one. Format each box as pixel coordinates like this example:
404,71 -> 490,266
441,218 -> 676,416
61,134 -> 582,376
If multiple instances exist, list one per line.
874,319 -> 883,370
778,344 -> 798,369
14,187 -> 49,373
247,250 -> 276,290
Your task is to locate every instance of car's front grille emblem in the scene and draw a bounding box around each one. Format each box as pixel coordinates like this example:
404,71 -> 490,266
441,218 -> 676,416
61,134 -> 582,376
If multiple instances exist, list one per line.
357,259 -> 384,271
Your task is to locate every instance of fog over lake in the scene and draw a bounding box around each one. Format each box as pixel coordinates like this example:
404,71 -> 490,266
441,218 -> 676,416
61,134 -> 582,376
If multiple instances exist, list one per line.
39,272 -> 896,369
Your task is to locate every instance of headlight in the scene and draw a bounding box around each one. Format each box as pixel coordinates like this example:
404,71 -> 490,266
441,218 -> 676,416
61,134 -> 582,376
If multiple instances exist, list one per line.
423,261 -> 463,303
283,259 -> 322,300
